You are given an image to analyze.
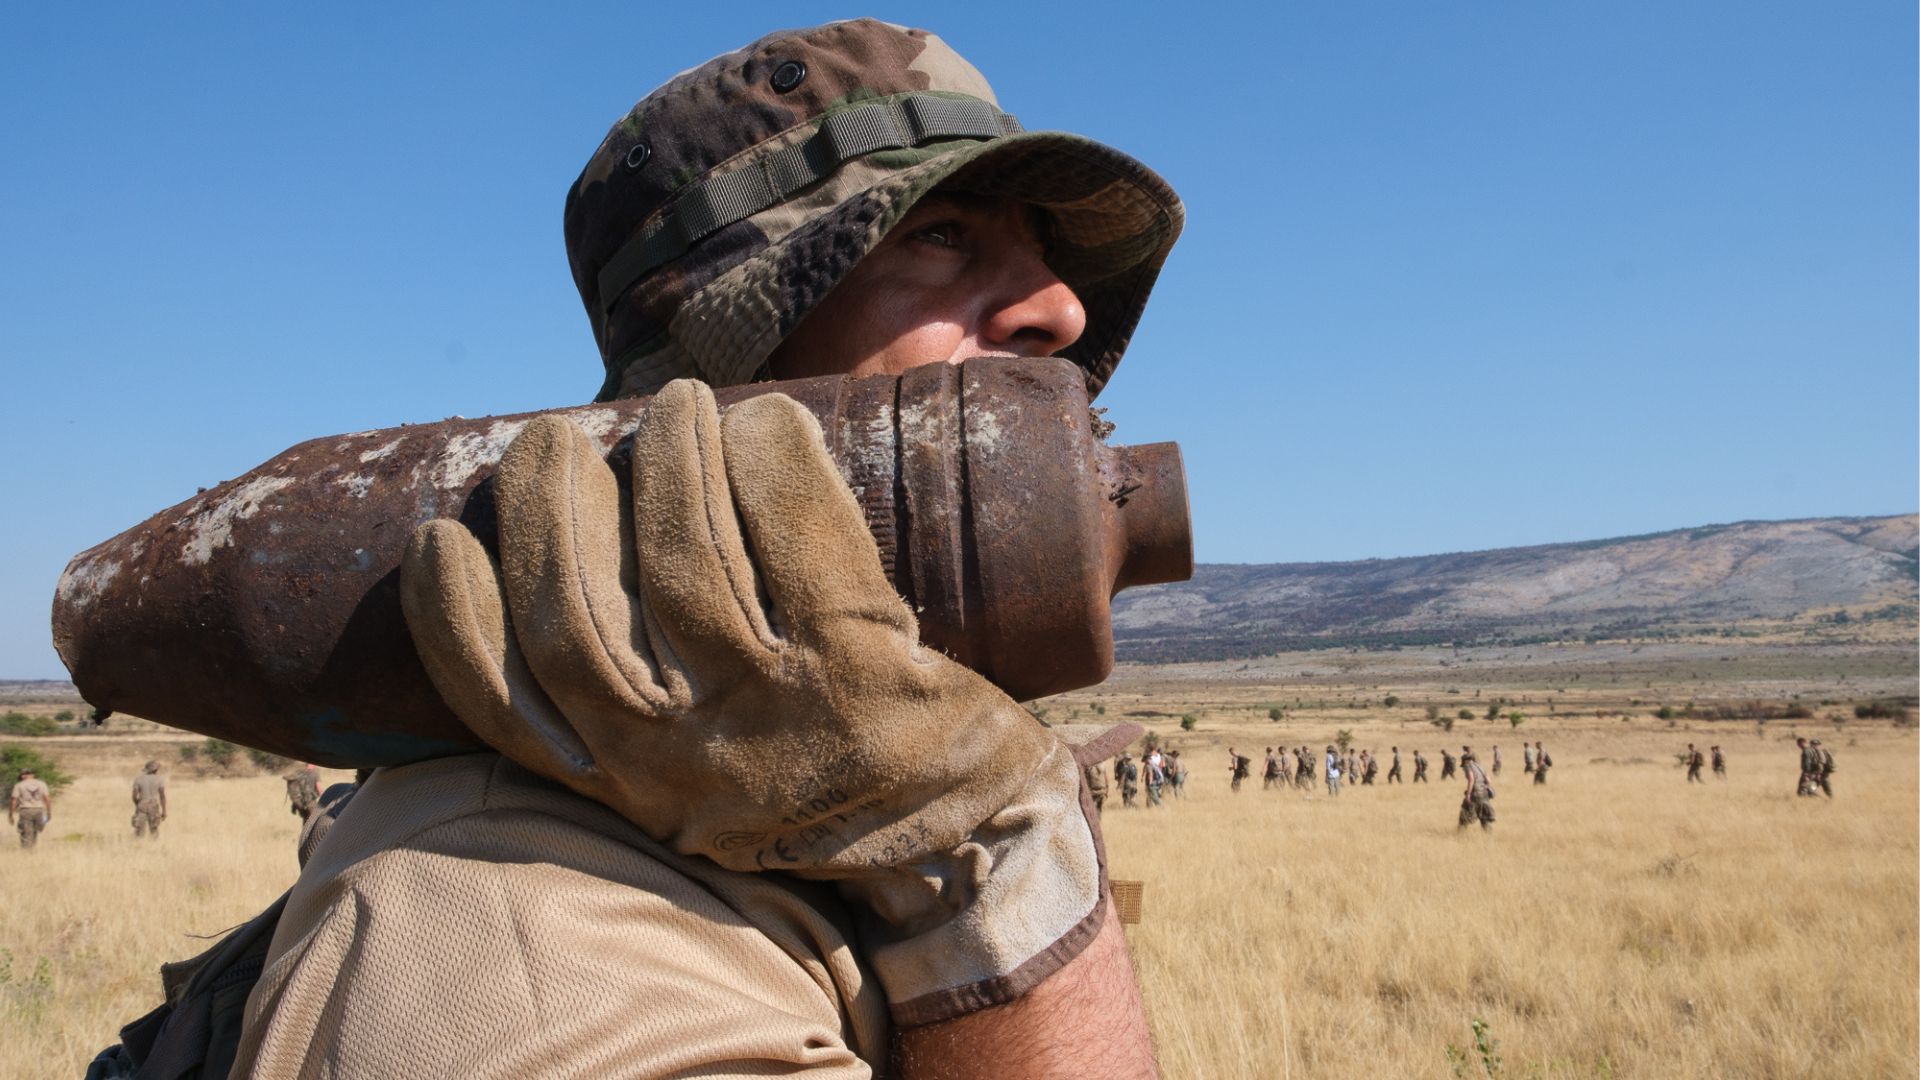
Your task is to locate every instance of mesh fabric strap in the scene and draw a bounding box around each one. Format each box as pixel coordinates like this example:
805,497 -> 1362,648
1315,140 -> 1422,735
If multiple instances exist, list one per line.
597,92 -> 1022,314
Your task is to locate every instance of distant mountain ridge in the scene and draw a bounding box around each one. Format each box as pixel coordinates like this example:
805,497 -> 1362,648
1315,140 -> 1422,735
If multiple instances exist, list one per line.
1113,514 -> 1918,662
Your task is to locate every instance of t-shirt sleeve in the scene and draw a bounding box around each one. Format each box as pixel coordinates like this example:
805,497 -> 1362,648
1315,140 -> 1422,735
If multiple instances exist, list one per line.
232,808 -> 875,1079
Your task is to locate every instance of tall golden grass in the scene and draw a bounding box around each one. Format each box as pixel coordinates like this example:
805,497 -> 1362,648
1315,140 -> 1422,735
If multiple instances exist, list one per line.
2,717 -> 1913,1078
0,761 -> 353,1078
1100,717 -> 1918,1078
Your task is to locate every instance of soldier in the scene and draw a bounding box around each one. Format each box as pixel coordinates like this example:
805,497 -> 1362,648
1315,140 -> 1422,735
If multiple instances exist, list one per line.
285,763 -> 321,822
1458,747 -> 1495,832
1228,748 -> 1252,793
1711,745 -> 1726,779
1813,739 -> 1835,799
8,767 -> 52,850
1362,750 -> 1378,786
1491,745 -> 1502,776
1345,749 -> 1358,786
186,21 -> 1180,1075
1684,743 -> 1704,783
1413,750 -> 1429,783
1262,747 -> 1281,790
1440,748 -> 1457,782
1119,751 -> 1141,808
1168,749 -> 1187,798
131,760 -> 168,839
1523,742 -> 1536,775
1083,759 -> 1109,814
1795,736 -> 1816,796
1533,741 -> 1552,785
1144,749 -> 1166,807
1324,745 -> 1342,796
1387,746 -> 1403,784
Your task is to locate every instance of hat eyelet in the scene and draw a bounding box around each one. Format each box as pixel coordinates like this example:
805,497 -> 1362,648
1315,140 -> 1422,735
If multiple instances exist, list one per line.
625,141 -> 652,170
770,60 -> 807,94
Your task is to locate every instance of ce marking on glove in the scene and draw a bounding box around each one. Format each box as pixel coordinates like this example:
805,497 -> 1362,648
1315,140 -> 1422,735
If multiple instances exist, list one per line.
751,788 -> 888,866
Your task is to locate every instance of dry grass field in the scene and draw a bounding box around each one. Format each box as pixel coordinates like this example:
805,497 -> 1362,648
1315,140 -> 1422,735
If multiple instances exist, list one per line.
1,641 -> 1915,1078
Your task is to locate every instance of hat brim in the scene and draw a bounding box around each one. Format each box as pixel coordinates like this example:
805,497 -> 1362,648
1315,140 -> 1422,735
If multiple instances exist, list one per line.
663,130 -> 1183,399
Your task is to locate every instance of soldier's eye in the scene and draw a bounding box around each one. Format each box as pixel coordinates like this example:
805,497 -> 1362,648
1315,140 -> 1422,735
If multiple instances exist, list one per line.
913,222 -> 963,249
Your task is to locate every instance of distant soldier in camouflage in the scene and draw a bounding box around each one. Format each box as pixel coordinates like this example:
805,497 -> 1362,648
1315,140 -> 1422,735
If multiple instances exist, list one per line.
1795,736 -> 1816,796
1228,748 -> 1251,793
1440,748 -> 1457,782
1813,739 -> 1834,799
1144,749 -> 1166,807
9,767 -> 52,849
1457,747 -> 1495,831
1684,743 -> 1704,783
1413,750 -> 1429,783
1491,745 -> 1502,776
1532,741 -> 1551,785
1522,742 -> 1536,776
1262,747 -> 1282,790
285,763 -> 322,822
1118,751 -> 1140,807
131,760 -> 167,839
1362,750 -> 1378,786
1083,759 -> 1109,814
1324,745 -> 1342,797
1711,745 -> 1725,779
1168,749 -> 1188,798
1388,746 -> 1403,784
1292,746 -> 1313,790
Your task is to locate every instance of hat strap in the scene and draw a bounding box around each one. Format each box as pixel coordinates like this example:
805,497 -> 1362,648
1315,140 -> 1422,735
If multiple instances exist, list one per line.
597,92 -> 1022,314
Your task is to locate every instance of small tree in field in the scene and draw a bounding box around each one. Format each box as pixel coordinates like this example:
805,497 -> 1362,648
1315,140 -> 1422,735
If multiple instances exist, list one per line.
2,745 -> 75,792
1268,706 -> 1284,723
1179,713 -> 1198,731
1335,729 -> 1354,753
202,738 -> 238,768
1383,695 -> 1400,708
1508,713 -> 1524,730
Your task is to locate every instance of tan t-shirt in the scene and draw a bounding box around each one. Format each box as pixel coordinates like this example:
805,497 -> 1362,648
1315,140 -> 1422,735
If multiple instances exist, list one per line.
233,752 -> 889,1078
11,778 -> 50,811
132,773 -> 166,807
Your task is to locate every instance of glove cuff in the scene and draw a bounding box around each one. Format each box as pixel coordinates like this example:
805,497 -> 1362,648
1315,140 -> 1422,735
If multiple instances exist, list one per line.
848,723 -> 1141,1027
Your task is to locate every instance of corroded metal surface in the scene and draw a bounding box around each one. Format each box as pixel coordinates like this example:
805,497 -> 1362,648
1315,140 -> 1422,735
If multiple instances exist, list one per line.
53,357 -> 1191,766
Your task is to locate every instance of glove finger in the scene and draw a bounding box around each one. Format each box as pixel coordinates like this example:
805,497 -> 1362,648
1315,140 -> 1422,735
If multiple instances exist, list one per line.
719,393 -> 914,646
399,519 -> 598,779
495,415 -> 669,716
630,380 -> 773,680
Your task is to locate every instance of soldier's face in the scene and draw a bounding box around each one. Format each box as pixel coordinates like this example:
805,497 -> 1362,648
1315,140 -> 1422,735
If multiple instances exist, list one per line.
766,193 -> 1085,380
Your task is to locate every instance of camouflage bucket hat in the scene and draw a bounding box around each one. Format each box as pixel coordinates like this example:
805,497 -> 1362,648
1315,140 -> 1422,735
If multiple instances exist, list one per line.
565,19 -> 1184,402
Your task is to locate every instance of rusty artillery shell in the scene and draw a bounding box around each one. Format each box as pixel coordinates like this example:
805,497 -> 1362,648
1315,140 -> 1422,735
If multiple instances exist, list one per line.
52,357 -> 1191,767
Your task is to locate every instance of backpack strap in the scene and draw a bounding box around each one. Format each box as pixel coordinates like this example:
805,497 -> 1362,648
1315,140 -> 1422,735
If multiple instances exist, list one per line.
86,891 -> 289,1080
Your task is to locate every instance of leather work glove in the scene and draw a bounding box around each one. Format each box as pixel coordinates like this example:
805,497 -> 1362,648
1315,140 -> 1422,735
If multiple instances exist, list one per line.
400,380 -> 1126,1025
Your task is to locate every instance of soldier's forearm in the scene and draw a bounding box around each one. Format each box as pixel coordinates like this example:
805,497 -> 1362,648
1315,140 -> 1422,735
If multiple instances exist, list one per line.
893,898 -> 1156,1079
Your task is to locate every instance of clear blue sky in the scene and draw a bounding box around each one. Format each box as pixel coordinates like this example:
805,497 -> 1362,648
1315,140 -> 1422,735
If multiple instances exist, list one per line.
3,3 -> 1914,678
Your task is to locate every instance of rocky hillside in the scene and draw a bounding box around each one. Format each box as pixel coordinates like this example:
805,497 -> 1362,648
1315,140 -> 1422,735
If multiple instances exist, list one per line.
1113,515 -> 1918,662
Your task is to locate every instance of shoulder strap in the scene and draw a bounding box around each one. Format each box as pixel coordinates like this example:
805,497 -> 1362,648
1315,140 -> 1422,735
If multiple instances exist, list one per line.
89,891 -> 289,1080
